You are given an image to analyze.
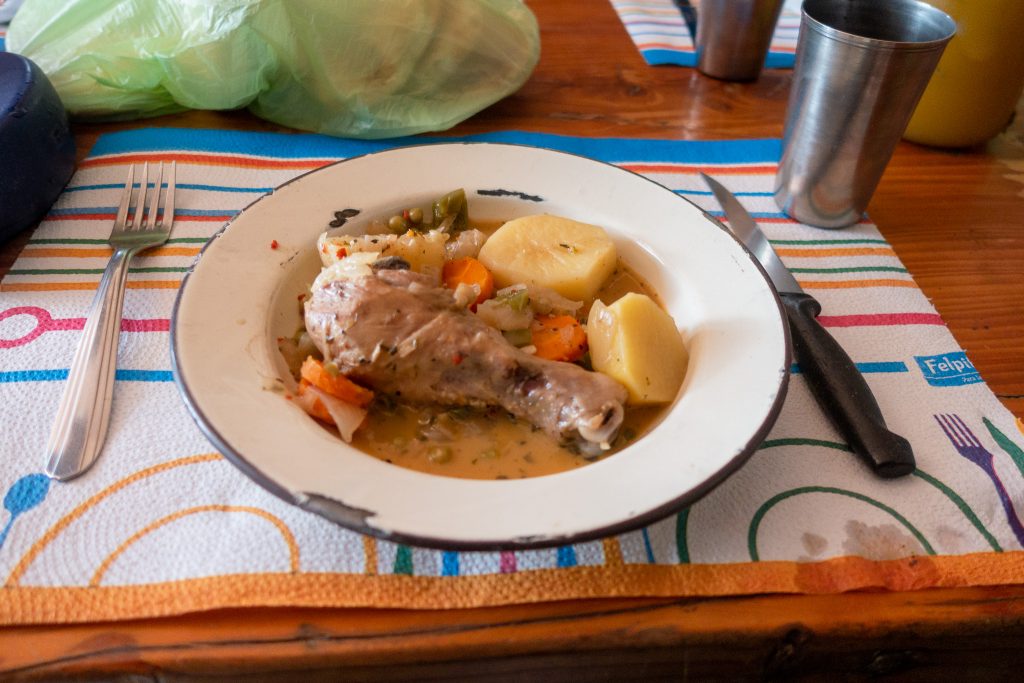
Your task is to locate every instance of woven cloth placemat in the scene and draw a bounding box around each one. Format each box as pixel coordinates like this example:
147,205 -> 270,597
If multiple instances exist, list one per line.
2,128 -> 1023,626
610,0 -> 800,68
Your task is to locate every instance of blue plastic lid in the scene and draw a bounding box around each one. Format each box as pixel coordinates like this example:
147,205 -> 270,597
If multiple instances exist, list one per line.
0,51 -> 76,244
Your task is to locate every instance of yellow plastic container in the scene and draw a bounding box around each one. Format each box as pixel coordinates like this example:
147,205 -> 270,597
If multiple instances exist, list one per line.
903,0 -> 1024,148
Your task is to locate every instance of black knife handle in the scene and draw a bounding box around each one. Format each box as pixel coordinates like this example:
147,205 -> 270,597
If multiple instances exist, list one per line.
781,292 -> 916,478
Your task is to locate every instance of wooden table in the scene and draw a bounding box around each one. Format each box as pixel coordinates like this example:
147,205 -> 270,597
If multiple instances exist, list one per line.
3,1 -> 1024,679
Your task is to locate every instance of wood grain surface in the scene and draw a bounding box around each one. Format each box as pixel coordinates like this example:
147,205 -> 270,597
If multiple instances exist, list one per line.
2,0 -> 1023,679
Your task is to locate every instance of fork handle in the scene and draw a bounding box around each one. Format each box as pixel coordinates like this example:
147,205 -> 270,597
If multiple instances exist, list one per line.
44,247 -> 134,481
978,463 -> 1024,547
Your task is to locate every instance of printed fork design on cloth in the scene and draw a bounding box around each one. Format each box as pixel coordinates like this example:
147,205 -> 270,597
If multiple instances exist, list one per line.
43,162 -> 176,482
935,413 -> 1024,547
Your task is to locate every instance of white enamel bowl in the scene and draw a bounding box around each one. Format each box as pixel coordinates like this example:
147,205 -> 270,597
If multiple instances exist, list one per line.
171,143 -> 790,549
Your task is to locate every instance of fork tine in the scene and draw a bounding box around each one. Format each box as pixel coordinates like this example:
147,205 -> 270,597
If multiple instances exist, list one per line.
163,161 -> 176,229
942,413 -> 969,445
114,165 -> 135,229
144,162 -> 164,230
949,414 -> 982,447
133,162 -> 149,231
934,414 -> 963,446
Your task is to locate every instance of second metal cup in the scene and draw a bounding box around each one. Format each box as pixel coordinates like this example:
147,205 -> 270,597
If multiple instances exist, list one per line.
696,0 -> 785,81
773,0 -> 956,228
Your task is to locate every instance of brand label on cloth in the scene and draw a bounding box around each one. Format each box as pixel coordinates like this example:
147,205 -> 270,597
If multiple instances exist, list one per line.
915,352 -> 982,387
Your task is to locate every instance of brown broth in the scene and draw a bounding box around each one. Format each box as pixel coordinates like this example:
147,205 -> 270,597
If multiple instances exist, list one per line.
352,402 -> 665,480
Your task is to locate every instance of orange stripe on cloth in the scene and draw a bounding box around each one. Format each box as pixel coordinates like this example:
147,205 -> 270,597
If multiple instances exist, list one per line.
774,247 -> 897,257
621,163 -> 777,174
80,153 -> 335,170
2,551 -> 1024,625
90,505 -> 300,587
635,42 -> 695,51
363,536 -> 379,576
19,247 -> 200,258
602,538 -> 625,567
6,454 -> 224,587
617,5 -> 680,14
0,281 -> 180,292
799,279 -> 918,290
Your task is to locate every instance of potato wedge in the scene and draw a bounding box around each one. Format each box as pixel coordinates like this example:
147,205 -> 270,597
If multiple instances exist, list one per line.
587,293 -> 687,405
477,214 -> 616,301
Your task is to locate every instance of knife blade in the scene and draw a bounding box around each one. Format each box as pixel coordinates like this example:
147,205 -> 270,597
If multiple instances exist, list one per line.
700,173 -> 915,478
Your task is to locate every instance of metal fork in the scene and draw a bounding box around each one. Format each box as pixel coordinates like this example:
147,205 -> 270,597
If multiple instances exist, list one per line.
935,413 -> 1024,546
44,162 -> 176,481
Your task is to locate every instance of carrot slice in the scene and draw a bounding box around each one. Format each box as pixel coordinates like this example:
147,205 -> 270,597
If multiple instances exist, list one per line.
530,314 -> 588,362
300,356 -> 374,407
443,257 -> 494,305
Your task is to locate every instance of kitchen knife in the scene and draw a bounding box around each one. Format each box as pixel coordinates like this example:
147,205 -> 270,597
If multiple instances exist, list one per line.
700,173 -> 915,478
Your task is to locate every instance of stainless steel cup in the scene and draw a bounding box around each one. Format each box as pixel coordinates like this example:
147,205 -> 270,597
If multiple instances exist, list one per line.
773,0 -> 956,228
696,0 -> 785,81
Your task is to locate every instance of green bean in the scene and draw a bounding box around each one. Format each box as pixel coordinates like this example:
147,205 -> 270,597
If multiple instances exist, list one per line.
432,189 -> 468,233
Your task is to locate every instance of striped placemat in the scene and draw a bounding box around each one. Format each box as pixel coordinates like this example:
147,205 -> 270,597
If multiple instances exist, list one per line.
1,128 -> 1023,626
611,0 -> 801,67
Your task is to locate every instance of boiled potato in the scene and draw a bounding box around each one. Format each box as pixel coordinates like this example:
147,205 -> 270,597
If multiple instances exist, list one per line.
477,215 -> 616,301
587,293 -> 688,405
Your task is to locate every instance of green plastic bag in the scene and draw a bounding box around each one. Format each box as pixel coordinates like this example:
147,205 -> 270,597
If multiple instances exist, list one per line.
5,0 -> 539,138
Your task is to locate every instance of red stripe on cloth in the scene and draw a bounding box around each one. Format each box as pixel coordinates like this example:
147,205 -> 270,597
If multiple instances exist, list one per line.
818,313 -> 945,327
80,153 -> 335,170
622,164 -> 777,174
121,319 -> 172,332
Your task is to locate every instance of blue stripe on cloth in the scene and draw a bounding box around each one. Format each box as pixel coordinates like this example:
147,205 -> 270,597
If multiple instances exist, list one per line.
65,183 -> 273,194
642,528 -> 656,563
707,210 -> 790,220
49,207 -> 237,218
764,53 -> 796,69
641,48 -> 795,69
677,190 -> 775,197
0,369 -> 174,383
441,551 -> 459,576
89,129 -> 783,166
557,545 -> 577,568
639,48 -> 698,66
791,362 -> 909,375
